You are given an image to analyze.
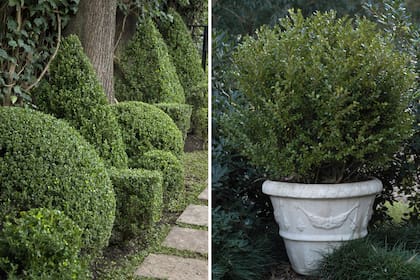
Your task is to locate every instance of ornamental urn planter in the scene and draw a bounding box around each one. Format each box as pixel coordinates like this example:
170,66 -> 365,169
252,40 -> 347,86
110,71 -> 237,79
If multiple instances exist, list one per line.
262,178 -> 383,275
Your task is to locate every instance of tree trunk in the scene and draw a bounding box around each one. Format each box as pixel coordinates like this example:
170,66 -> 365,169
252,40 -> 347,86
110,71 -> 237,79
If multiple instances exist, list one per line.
65,0 -> 117,103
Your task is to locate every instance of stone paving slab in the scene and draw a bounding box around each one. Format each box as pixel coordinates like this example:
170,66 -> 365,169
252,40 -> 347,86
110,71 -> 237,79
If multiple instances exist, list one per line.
198,187 -> 208,201
177,204 -> 208,227
163,226 -> 208,254
134,253 -> 207,280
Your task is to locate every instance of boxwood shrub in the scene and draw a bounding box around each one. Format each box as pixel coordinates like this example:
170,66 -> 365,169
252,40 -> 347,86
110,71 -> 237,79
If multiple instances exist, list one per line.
34,35 -> 128,169
0,208 -> 90,279
155,103 -> 192,140
108,168 -> 163,243
157,8 -> 206,106
232,10 -> 415,183
138,150 -> 185,212
111,101 -> 183,167
0,107 -> 116,259
115,18 -> 185,104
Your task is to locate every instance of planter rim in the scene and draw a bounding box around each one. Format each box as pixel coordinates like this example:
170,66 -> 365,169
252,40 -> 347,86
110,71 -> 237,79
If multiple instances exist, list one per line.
262,177 -> 382,199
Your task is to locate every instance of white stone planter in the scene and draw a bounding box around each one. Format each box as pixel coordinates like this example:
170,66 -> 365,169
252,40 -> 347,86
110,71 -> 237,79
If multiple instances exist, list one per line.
262,178 -> 383,275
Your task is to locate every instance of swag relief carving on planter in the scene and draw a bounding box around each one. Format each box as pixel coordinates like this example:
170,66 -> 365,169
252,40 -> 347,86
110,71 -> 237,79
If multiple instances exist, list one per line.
297,203 -> 360,230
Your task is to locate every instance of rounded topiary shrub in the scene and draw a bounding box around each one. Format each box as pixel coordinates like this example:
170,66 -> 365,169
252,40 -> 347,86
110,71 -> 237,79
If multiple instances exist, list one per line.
232,10 -> 415,183
155,103 -> 192,140
0,107 -> 116,259
115,18 -> 185,104
157,8 -> 206,105
0,208 -> 90,279
34,35 -> 128,169
111,102 -> 183,167
138,150 -> 185,211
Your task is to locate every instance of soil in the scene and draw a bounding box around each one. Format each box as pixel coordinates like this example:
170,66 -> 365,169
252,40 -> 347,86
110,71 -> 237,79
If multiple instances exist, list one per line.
184,134 -> 206,152
268,263 -> 319,280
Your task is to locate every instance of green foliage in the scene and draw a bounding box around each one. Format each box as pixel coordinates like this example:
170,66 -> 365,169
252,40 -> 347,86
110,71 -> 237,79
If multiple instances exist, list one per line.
34,35 -> 128,169
176,0 -> 207,27
193,107 -> 208,142
155,103 -> 192,140
138,150 -> 184,212
232,10 -> 415,183
111,101 -> 183,168
315,227 -> 420,279
157,8 -> 206,106
0,208 -> 90,279
0,107 -> 116,258
115,18 -> 185,104
0,0 -> 79,105
108,168 -> 163,243
213,0 -> 365,35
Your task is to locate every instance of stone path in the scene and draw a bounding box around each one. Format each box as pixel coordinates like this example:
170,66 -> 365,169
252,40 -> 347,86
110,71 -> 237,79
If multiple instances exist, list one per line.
135,187 -> 208,280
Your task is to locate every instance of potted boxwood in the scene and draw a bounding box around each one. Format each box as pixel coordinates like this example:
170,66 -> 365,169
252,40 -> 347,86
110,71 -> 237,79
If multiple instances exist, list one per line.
231,10 -> 415,275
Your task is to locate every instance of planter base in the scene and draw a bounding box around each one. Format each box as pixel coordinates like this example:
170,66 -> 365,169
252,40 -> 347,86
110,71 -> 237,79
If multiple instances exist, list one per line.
263,178 -> 382,275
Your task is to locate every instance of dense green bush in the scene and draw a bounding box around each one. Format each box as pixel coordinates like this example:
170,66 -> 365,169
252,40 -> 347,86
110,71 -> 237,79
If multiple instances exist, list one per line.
193,107 -> 208,142
157,8 -> 206,105
0,107 -> 116,258
138,150 -> 184,211
115,18 -> 185,104
0,208 -> 89,279
34,35 -> 128,169
111,101 -> 183,167
108,168 -> 163,243
232,10 -> 415,183
155,103 -> 192,140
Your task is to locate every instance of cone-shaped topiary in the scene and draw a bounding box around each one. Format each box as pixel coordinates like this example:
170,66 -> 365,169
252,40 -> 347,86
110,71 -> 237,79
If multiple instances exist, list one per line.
111,101 -> 183,168
157,8 -> 207,108
115,18 -> 185,104
34,35 -> 128,169
0,107 -> 116,259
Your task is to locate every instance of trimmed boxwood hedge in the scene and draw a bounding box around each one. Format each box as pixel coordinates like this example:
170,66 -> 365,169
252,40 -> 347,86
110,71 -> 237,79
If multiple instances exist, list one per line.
155,103 -> 192,140
111,101 -> 183,167
138,150 -> 185,212
0,107 -> 116,259
0,208 -> 90,279
108,168 -> 163,243
115,18 -> 185,104
34,35 -> 128,169
156,8 -> 206,106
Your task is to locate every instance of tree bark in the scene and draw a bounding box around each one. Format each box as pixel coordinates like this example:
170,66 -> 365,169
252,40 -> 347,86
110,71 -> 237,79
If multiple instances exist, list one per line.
65,0 -> 117,103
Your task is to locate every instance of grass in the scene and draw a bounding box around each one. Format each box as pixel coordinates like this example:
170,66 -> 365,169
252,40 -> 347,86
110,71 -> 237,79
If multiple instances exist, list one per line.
93,150 -> 208,280
314,223 -> 420,280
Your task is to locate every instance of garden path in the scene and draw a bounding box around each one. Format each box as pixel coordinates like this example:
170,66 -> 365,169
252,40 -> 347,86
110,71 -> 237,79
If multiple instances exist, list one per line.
134,187 -> 209,280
